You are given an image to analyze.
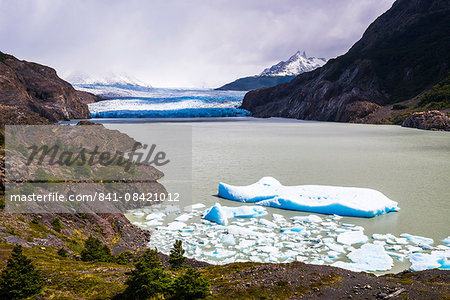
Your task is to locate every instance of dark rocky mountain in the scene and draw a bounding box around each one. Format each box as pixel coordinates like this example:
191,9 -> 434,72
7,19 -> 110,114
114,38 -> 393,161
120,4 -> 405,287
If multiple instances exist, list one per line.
0,51 -> 99,122
241,0 -> 450,123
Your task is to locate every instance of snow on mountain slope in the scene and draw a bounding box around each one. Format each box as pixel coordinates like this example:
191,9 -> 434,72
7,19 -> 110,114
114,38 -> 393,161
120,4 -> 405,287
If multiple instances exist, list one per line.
260,51 -> 327,76
64,71 -> 150,87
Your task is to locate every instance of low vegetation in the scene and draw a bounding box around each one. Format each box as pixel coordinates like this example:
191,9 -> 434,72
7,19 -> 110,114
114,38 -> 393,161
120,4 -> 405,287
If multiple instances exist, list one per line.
417,73 -> 450,110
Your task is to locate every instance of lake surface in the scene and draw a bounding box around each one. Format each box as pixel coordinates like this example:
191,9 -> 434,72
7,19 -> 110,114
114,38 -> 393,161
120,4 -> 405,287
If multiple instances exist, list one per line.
91,117 -> 450,273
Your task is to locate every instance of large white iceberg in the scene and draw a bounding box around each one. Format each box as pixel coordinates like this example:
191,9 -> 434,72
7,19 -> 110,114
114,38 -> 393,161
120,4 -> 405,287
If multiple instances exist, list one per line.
218,177 -> 399,217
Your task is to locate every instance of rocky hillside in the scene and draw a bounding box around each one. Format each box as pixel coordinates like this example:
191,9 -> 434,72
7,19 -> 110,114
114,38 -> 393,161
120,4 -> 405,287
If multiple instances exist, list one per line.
241,0 -> 450,123
0,51 -> 99,122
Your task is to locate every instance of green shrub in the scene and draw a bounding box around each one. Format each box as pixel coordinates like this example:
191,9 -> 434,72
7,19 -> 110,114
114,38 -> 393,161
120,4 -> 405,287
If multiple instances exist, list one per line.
51,217 -> 64,232
417,73 -> 450,109
170,267 -> 210,300
124,248 -> 171,299
30,217 -> 40,225
114,250 -> 133,265
80,236 -> 113,262
0,245 -> 44,299
169,239 -> 186,270
57,247 -> 68,257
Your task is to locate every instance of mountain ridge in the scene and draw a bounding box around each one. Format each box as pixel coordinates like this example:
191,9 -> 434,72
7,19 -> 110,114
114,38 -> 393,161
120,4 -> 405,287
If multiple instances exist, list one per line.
217,51 -> 326,91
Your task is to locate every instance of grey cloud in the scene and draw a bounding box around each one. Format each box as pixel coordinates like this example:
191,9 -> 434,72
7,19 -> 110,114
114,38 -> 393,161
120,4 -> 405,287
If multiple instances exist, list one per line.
0,0 -> 395,87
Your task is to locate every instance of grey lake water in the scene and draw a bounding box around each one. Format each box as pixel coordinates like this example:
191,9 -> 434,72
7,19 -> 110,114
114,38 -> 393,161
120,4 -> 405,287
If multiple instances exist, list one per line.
85,117 -> 450,273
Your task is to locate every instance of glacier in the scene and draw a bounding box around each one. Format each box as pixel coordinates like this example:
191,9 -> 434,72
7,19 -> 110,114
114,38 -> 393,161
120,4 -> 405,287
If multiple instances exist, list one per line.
218,177 -> 399,217
78,84 -> 251,118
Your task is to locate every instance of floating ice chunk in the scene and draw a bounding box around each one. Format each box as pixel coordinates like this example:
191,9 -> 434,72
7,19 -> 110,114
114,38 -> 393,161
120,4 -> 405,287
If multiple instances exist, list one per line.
291,215 -> 323,223
406,245 -> 423,253
394,237 -> 409,245
166,222 -> 186,230
227,225 -> 261,237
332,244 -> 393,272
386,251 -> 405,261
337,231 -> 368,245
443,237 -> 450,246
203,203 -> 228,226
145,212 -> 166,220
227,205 -> 267,218
204,248 -> 236,259
258,219 -> 278,228
372,233 -> 396,240
328,251 -> 341,258
281,226 -> 304,234
236,239 -> 256,249
409,250 -> 450,271
218,177 -> 399,217
331,214 -> 342,220
146,219 -> 163,226
326,242 -> 346,253
400,234 -> 434,245
386,245 -> 402,251
257,245 -> 279,253
133,211 -> 145,217
175,214 -> 192,222
202,203 -> 267,225
190,203 -> 206,210
221,234 -> 236,245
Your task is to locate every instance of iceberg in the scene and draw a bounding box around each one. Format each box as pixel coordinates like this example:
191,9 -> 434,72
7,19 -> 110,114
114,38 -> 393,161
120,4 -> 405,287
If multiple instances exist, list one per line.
203,203 -> 228,226
218,177 -> 399,217
202,203 -> 267,225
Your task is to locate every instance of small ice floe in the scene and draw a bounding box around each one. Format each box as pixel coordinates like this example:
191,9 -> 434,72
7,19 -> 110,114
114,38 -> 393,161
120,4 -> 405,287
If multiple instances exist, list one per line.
166,221 -> 186,231
291,215 -> 323,223
218,177 -> 399,217
442,237 -> 450,246
175,213 -> 193,222
145,212 -> 166,220
258,218 -> 278,228
202,203 -> 267,226
132,211 -> 145,217
400,233 -> 434,245
337,231 -> 368,245
332,244 -> 393,272
190,203 -> 206,210
281,226 -> 305,234
408,250 -> 450,271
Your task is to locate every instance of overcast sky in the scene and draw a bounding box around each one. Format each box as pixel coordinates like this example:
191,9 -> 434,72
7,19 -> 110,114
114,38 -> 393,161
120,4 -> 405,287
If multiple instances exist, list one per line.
0,0 -> 395,88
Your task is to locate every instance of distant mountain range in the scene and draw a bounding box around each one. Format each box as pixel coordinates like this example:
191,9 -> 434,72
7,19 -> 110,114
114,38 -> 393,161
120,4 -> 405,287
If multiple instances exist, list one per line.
216,51 -> 327,91
64,71 -> 151,87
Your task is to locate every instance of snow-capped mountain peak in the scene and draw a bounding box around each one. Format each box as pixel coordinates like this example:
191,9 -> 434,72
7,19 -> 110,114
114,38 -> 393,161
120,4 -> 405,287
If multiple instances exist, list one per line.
63,71 -> 151,87
260,51 -> 327,76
